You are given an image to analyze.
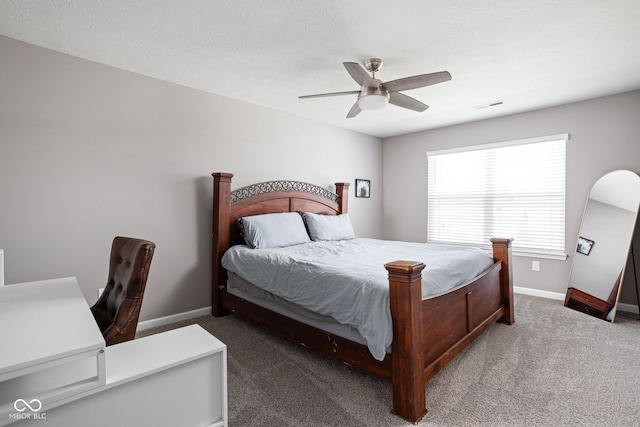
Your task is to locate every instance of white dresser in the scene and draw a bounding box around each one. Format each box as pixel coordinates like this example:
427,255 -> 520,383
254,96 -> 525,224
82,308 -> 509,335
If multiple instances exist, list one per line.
0,277 -> 107,423
0,277 -> 227,426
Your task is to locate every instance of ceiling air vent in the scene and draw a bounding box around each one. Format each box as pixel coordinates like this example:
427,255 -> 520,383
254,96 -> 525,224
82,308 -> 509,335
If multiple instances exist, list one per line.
474,101 -> 504,110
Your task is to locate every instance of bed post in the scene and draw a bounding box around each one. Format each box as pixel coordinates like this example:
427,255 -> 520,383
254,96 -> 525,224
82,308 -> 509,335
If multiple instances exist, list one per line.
385,260 -> 427,424
491,238 -> 514,325
212,172 -> 233,317
334,182 -> 349,213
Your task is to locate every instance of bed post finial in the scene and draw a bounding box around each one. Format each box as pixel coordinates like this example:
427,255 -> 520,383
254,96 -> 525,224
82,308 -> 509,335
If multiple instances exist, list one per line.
212,173 -> 234,317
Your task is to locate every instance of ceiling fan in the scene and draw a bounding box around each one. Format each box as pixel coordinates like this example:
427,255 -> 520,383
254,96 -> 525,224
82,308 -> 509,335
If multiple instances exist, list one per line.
299,58 -> 451,118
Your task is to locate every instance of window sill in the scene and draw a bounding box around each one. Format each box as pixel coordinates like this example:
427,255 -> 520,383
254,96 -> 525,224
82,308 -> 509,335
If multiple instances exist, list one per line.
439,241 -> 569,261
512,250 -> 568,261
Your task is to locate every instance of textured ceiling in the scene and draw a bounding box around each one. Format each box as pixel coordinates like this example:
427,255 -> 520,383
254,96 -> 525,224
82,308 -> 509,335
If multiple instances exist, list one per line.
1,0 -> 640,138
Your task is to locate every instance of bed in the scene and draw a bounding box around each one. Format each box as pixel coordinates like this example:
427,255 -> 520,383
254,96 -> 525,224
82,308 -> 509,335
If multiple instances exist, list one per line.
211,172 -> 514,423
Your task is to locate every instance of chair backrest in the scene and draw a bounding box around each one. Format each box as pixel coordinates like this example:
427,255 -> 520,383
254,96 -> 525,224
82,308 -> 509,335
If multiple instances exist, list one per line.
90,236 -> 155,346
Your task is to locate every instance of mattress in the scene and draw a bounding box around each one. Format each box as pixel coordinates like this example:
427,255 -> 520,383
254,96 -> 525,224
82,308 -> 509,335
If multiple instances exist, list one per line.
222,238 -> 494,361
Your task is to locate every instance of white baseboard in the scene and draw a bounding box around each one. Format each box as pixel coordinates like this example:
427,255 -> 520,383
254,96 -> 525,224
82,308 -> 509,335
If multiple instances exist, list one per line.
617,302 -> 640,315
514,285 -> 565,300
138,287 -> 562,332
137,306 -> 211,331
136,288 -> 634,331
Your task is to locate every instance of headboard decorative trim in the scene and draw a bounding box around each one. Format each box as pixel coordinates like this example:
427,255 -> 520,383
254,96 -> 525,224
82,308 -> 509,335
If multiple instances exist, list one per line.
230,180 -> 339,204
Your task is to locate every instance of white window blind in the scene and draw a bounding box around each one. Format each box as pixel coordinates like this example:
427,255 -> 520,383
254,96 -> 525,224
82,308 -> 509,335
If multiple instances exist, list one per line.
427,134 -> 568,258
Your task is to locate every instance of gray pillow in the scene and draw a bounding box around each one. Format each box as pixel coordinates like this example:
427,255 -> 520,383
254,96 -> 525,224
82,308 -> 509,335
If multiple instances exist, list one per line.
240,212 -> 311,249
303,212 -> 356,241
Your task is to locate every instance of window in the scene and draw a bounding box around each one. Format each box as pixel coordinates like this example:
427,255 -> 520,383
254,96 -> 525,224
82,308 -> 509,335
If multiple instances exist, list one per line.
427,134 -> 568,259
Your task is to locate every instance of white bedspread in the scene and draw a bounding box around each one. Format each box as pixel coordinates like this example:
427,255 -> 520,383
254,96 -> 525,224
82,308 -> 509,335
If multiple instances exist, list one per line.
221,238 -> 493,361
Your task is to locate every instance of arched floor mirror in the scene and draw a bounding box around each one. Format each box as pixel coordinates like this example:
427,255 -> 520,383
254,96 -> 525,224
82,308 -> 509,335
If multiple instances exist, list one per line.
564,170 -> 640,322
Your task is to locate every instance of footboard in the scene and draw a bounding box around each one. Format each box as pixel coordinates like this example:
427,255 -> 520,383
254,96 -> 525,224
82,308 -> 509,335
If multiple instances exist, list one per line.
385,238 -> 513,423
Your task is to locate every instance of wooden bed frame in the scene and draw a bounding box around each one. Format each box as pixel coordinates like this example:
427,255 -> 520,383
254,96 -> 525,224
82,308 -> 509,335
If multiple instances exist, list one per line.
211,172 -> 514,424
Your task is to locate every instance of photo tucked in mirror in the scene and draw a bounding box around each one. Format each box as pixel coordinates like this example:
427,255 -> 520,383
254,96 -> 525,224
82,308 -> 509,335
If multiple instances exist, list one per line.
565,170 -> 640,322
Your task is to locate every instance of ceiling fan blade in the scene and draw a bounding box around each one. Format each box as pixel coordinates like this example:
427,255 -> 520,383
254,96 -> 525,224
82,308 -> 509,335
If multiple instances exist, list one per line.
343,62 -> 377,87
389,92 -> 429,112
346,101 -> 362,118
299,90 -> 360,99
383,71 -> 451,93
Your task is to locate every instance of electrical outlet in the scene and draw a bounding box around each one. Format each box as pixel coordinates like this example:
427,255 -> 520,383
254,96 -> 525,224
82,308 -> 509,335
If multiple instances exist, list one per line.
532,261 -> 540,271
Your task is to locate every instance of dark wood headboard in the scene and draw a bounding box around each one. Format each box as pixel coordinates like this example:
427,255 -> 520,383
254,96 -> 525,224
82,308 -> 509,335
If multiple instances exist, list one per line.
211,172 -> 350,315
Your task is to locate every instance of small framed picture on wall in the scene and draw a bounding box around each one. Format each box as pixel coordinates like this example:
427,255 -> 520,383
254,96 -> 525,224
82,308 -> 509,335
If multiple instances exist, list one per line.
577,237 -> 594,255
355,179 -> 370,198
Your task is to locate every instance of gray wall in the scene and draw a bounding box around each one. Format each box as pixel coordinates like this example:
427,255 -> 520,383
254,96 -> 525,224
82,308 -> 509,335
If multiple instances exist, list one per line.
382,90 -> 640,298
0,36 -> 383,321
3,34 -> 640,321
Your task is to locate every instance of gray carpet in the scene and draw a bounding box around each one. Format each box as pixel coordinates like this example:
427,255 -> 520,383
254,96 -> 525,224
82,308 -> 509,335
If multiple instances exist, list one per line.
139,295 -> 640,426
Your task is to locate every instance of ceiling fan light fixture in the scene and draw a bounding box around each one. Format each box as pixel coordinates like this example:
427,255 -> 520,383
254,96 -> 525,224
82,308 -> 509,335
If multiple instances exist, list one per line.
299,59 -> 451,117
358,87 -> 389,110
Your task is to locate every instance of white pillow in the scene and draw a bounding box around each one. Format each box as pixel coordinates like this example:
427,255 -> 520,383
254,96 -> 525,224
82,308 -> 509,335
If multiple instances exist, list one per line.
303,212 -> 356,241
240,212 -> 311,249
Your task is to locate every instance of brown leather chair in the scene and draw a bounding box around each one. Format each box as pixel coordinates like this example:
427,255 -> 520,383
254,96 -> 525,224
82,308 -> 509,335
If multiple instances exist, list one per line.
91,236 -> 155,346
